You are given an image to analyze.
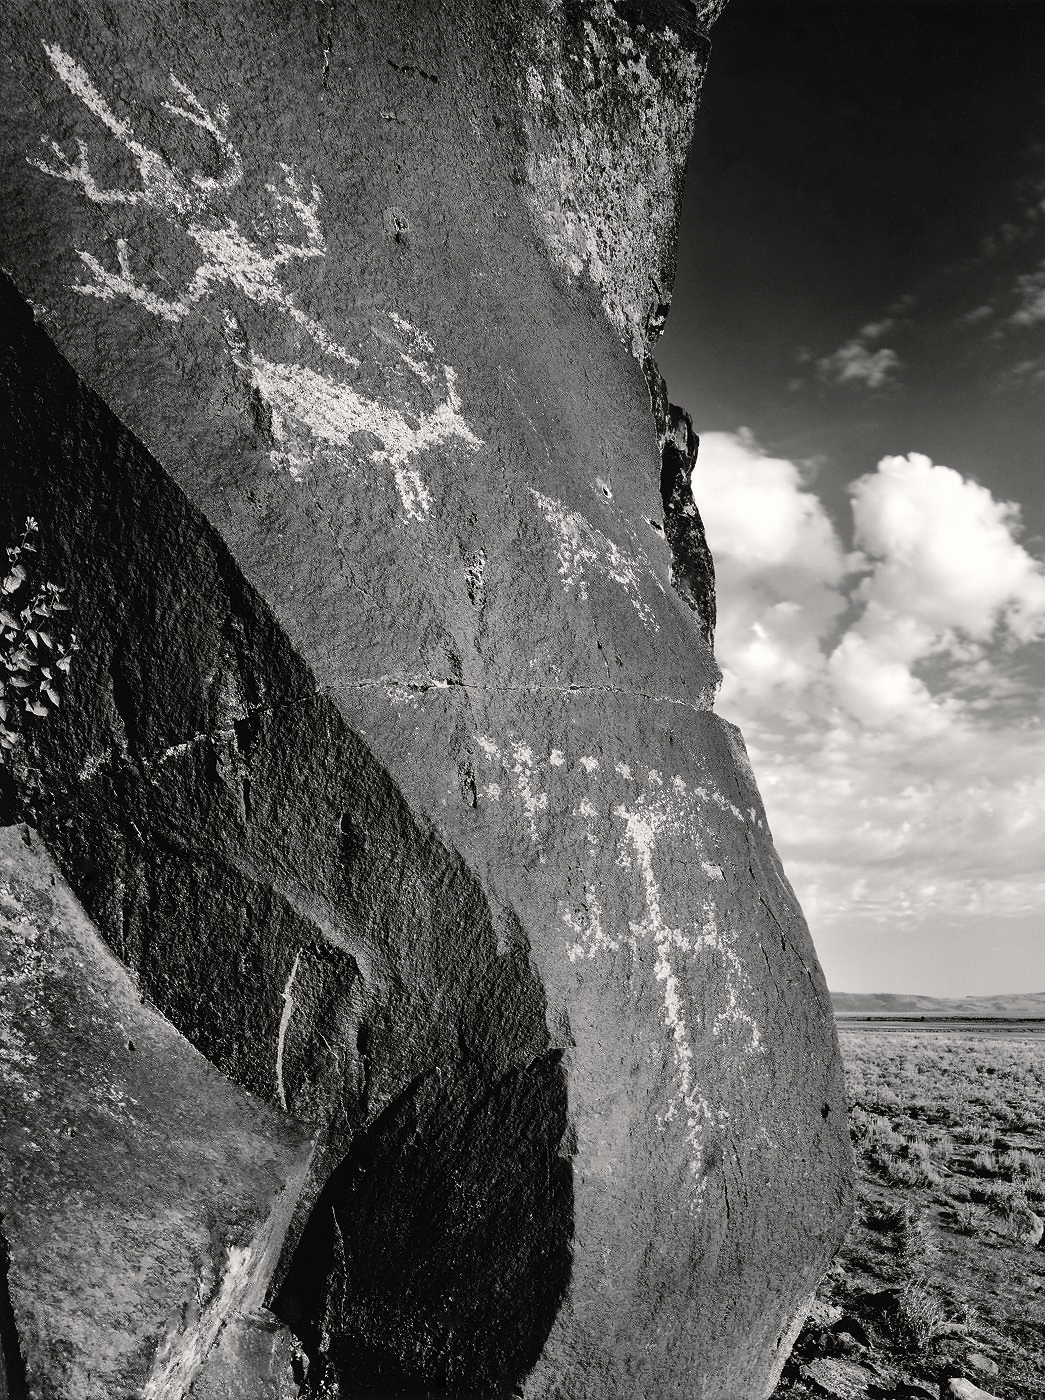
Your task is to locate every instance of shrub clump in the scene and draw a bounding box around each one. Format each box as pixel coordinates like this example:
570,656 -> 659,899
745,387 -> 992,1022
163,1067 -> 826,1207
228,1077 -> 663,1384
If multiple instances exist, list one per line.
0,517 -> 77,753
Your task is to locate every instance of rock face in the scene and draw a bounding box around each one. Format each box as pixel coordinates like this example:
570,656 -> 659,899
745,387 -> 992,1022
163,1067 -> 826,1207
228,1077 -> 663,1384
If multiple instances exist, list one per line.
0,1 -> 854,1396
0,826 -> 313,1400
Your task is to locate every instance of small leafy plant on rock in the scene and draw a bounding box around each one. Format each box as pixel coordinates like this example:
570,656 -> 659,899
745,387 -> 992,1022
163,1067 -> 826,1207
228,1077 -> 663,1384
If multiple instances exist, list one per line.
1,518 -> 77,754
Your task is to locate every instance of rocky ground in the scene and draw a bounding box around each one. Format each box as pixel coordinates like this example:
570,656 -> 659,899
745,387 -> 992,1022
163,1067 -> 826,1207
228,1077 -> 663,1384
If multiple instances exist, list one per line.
773,1028 -> 1045,1400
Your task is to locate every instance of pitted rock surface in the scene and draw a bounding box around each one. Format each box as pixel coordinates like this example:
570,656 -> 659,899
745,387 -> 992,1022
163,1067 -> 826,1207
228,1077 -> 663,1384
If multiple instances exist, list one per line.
0,1 -> 853,1396
0,826 -> 312,1400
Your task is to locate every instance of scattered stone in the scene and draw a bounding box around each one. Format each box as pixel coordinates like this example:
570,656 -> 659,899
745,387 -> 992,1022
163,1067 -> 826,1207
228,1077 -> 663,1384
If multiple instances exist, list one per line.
1007,1203 -> 1044,1247
808,1299 -> 845,1329
836,1332 -> 871,1361
188,1309 -> 304,1400
966,1353 -> 999,1377
944,1379 -> 1003,1400
802,1356 -> 879,1398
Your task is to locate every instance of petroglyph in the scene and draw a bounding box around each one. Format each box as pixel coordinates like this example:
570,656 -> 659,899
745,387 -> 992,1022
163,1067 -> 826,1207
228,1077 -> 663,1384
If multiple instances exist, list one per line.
528,490 -> 661,628
233,334 -> 481,517
563,796 -> 615,962
615,796 -> 715,1191
30,45 -> 352,358
472,732 -> 766,1204
477,735 -> 549,841
561,884 -> 612,962
274,949 -> 302,1112
30,44 -> 484,518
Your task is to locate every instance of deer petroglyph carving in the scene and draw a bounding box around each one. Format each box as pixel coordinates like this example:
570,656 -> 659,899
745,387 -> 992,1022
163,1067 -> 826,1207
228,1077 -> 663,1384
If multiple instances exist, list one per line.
29,43 -> 483,519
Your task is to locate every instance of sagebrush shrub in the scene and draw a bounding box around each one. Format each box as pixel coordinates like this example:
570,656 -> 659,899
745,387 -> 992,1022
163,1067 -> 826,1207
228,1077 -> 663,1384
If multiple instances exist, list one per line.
0,517 -> 77,752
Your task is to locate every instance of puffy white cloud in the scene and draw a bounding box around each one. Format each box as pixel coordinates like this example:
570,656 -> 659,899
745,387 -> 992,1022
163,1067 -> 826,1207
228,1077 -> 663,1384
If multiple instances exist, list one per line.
691,433 -> 1045,947
695,431 -> 847,707
849,453 -> 1045,643
826,619 -> 955,735
695,430 -> 845,575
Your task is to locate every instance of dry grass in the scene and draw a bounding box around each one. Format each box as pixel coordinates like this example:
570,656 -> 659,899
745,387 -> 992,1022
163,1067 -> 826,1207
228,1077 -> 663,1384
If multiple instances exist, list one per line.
772,1028 -> 1045,1399
841,1030 -> 1045,1139
952,1200 -> 988,1235
893,1279 -> 971,1355
1004,1148 -> 1045,1189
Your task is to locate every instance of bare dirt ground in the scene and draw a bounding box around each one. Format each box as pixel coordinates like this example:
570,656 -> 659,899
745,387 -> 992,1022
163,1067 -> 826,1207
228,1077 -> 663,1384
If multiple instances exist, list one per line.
772,1025 -> 1045,1400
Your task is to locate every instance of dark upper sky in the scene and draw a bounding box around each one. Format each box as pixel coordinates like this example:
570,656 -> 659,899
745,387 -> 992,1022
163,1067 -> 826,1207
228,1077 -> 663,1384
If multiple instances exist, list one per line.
659,0 -> 1045,544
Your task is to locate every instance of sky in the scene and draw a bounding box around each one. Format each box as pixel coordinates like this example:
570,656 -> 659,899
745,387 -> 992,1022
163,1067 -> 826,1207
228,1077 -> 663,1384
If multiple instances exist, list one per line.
658,0 -> 1045,997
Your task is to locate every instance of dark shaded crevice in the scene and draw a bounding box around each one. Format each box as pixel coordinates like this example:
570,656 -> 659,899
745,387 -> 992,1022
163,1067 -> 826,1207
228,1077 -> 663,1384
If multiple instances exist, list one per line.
643,358 -> 717,648
109,643 -> 142,755
645,276 -> 672,345
271,1067 -> 436,1346
322,0 -> 337,88
0,768 -> 18,829
273,1051 -> 573,1399
0,1219 -> 28,1400
757,933 -> 773,981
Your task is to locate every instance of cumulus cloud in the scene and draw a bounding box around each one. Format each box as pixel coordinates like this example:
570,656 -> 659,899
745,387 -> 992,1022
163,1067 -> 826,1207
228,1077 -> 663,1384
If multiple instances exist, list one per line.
692,434 -> 1045,941
849,453 -> 1045,643
695,431 -> 847,707
816,320 -> 901,389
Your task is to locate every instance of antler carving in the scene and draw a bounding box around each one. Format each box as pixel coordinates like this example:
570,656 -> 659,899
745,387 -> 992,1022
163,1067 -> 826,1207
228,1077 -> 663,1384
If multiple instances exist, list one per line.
29,44 -> 355,363
28,44 -> 487,518
30,43 -> 239,213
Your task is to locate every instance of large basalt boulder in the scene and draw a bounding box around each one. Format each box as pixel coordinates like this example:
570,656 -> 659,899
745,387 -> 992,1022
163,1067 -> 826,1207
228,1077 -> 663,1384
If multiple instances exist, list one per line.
0,1 -> 854,1396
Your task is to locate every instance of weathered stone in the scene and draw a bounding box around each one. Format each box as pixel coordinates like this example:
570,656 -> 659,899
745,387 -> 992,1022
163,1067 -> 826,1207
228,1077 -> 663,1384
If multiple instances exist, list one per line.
807,1298 -> 845,1331
943,1378 -> 1003,1400
965,1352 -> 999,1377
187,1310 -> 304,1400
802,1356 -> 879,1399
0,826 -> 313,1400
1007,1203 -> 1043,1247
517,0 -> 723,361
646,360 -> 717,646
0,0 -> 854,1395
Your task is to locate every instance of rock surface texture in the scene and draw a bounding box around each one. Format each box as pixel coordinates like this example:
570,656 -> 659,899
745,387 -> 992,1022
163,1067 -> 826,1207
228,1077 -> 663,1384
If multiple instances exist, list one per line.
0,0 -> 853,1396
0,826 -> 313,1400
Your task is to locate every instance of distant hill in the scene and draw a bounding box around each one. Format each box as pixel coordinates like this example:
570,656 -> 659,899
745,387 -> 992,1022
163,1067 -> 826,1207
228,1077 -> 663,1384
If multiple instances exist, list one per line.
831,990 -> 1045,1018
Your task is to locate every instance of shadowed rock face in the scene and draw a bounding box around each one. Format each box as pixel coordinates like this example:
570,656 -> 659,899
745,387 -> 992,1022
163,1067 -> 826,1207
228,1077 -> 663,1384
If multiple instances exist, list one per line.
0,1 -> 854,1396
